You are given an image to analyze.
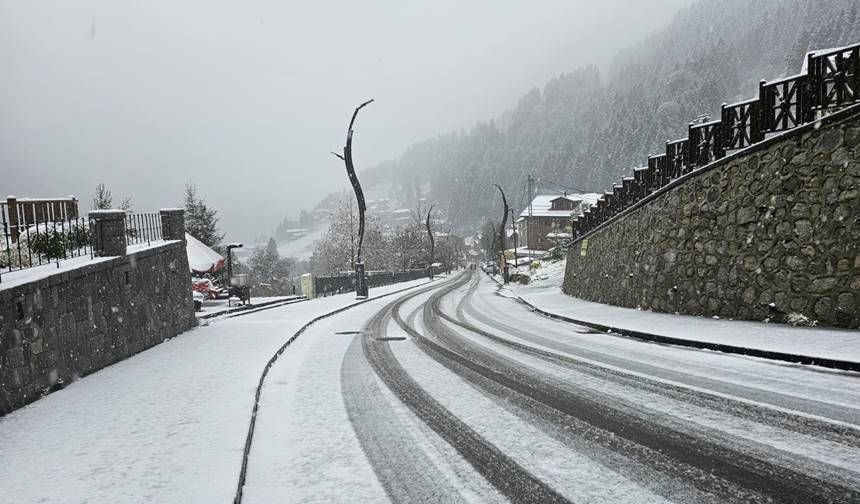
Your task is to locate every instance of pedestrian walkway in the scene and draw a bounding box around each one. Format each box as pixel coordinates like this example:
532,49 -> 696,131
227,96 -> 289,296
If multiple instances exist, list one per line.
502,280 -> 860,367
0,278 -> 434,504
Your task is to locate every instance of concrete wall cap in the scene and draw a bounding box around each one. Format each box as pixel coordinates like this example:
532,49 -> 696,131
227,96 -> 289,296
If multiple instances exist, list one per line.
88,209 -> 126,217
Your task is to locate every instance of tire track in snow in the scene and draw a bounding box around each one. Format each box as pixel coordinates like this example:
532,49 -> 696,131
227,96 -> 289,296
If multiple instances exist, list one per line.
457,274 -> 860,445
398,299 -> 735,504
414,270 -> 858,503
341,279 -> 467,504
233,279 -> 446,504
358,272 -> 572,504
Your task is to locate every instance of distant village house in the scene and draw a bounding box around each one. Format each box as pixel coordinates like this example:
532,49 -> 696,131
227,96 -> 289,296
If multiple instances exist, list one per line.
516,193 -> 597,252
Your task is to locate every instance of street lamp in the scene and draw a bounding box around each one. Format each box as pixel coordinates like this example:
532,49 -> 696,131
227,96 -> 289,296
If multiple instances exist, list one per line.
493,184 -> 509,284
226,242 -> 243,281
332,99 -> 374,299
510,209 -> 518,275
226,242 -> 243,306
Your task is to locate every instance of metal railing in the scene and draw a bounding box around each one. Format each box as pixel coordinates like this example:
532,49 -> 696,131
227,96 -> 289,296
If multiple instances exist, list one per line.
572,43 -> 860,240
125,213 -> 163,247
314,267 -> 439,297
1,216 -> 93,280
1,208 -> 167,283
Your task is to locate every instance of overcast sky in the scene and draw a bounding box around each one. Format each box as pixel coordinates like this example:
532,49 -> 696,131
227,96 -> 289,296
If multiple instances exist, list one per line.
1,0 -> 692,241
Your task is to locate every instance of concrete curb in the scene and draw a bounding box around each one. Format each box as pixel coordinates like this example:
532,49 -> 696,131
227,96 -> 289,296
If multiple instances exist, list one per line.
197,296 -> 307,320
486,272 -> 860,372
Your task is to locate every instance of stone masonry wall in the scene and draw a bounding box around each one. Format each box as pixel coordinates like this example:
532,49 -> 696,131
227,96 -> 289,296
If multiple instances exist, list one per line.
563,107 -> 860,328
0,240 -> 196,414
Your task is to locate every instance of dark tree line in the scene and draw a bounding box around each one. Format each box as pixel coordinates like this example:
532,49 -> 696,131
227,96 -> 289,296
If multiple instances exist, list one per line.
330,0 -> 860,233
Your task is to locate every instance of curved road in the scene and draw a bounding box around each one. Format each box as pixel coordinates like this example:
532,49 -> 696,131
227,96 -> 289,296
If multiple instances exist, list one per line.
243,270 -> 860,503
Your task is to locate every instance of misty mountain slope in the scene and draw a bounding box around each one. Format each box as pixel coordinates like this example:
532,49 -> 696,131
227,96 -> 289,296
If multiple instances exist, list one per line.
321,0 -> 860,232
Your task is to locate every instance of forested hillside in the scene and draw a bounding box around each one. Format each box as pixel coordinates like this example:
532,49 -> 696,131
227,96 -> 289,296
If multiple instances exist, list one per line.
323,0 -> 860,232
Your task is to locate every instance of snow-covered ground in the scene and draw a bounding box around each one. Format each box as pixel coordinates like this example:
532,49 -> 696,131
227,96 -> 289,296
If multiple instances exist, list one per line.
0,278 -> 433,504
501,260 -> 860,363
243,272 -> 860,503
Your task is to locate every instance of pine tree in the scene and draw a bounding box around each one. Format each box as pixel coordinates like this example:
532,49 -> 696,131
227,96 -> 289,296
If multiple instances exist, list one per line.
91,183 -> 113,210
92,183 -> 132,211
248,237 -> 293,293
184,182 -> 223,251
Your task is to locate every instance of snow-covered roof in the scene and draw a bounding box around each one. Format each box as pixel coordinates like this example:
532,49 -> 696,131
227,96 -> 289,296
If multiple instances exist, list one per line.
186,233 -> 225,273
518,193 -> 601,218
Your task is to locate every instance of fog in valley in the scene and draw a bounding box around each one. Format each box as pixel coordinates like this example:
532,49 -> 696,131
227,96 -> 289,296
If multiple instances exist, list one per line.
2,0 -> 692,241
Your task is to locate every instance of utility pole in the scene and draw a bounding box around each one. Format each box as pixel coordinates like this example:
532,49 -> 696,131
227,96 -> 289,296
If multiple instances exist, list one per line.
526,174 -> 534,259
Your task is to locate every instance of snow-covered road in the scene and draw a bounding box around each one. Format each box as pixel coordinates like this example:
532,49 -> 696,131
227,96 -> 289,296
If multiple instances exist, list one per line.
241,270 -> 859,504
2,270 -> 858,503
0,278 -> 434,504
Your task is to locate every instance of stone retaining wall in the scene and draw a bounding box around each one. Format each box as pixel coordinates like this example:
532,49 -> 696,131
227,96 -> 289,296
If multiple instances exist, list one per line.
563,107 -> 860,328
0,212 -> 196,415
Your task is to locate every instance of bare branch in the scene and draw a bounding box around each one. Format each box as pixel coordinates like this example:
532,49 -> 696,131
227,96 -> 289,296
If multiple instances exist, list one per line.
330,151 -> 345,161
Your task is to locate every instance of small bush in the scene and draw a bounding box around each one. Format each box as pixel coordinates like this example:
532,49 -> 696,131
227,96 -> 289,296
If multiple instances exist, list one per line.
546,246 -> 565,261
8,222 -> 90,263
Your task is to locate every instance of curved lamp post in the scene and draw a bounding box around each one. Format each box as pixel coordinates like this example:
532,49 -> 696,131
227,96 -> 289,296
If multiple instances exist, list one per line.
332,99 -> 373,299
493,184 -> 509,283
425,205 -> 435,280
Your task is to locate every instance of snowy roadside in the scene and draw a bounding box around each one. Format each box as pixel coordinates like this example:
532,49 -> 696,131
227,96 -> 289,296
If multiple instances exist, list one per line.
0,277 -> 434,504
195,295 -> 304,319
496,260 -> 860,365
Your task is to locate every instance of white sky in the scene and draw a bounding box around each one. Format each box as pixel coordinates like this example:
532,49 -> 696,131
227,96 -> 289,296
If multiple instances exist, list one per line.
1,0 -> 692,241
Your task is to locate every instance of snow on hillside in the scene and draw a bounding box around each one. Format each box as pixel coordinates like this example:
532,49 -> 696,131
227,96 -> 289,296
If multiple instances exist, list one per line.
276,227 -> 325,260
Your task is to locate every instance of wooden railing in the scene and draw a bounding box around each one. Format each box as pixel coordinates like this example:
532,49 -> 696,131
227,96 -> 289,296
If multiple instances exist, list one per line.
572,43 -> 860,240
2,196 -> 79,242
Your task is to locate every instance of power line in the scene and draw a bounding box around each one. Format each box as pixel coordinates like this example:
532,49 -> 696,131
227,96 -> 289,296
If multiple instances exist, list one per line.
539,178 -> 591,194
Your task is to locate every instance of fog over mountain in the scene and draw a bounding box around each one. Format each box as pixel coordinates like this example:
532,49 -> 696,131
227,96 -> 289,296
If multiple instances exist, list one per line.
1,0 -> 692,241
347,0 -> 860,234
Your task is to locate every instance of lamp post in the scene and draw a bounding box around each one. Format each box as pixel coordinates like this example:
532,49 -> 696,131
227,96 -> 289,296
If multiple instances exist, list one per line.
226,243 -> 243,281
332,99 -> 374,299
426,205 -> 435,281
226,242 -> 243,306
493,184 -> 509,283
510,209 -> 518,276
